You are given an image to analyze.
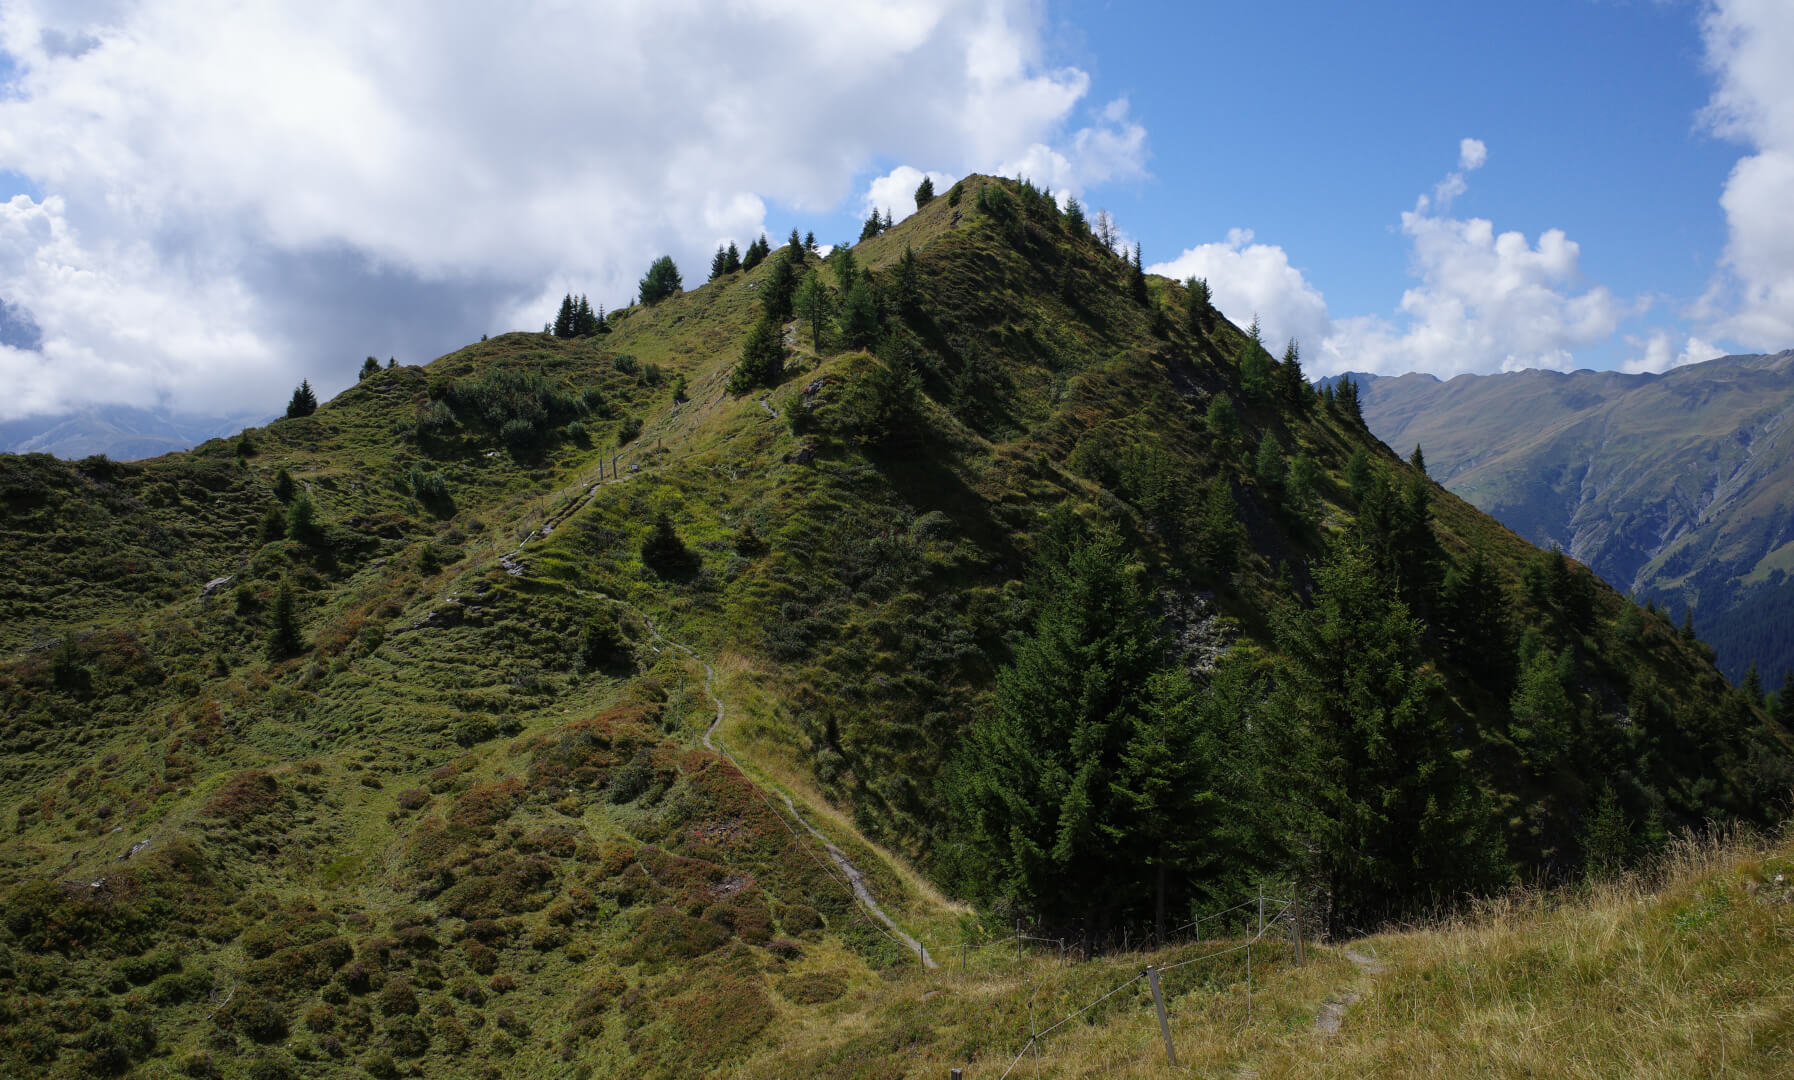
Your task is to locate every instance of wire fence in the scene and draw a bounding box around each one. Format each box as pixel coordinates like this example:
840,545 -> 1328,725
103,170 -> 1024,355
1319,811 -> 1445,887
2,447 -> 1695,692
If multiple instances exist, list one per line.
979,894 -> 1301,1079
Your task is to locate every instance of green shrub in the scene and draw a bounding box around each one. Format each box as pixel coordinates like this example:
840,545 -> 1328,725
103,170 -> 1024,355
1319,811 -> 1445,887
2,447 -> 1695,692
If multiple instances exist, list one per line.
617,416 -> 643,445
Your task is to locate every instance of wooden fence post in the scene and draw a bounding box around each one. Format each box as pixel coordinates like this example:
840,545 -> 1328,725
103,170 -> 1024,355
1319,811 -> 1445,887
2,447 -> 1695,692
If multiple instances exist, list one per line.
1290,884 -> 1305,965
1147,966 -> 1178,1066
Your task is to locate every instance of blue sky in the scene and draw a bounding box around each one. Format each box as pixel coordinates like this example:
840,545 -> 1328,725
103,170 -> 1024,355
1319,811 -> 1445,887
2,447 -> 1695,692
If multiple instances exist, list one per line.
0,1 -> 1788,419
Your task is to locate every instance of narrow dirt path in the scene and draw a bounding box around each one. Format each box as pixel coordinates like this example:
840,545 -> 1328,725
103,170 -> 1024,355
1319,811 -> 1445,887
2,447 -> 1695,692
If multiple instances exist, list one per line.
1314,946 -> 1385,1036
487,449 -> 939,969
631,610 -> 937,968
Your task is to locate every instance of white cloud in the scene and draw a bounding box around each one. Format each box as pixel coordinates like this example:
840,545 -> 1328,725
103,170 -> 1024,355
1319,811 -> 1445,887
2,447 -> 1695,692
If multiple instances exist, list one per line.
994,96 -> 1147,194
861,166 -> 958,223
1319,145 -> 1628,377
1698,0 -> 1794,350
0,0 -> 1147,419
1147,228 -> 1330,358
1619,329 -> 1726,374
1458,137 -> 1488,171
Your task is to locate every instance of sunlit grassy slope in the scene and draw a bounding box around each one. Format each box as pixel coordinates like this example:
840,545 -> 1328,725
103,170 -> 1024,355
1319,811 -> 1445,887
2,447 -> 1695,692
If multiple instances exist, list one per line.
0,176 -> 1785,1079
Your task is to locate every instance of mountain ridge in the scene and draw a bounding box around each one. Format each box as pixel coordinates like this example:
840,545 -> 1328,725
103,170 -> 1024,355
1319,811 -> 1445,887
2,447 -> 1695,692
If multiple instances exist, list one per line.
1351,350 -> 1794,683
0,175 -> 1786,1079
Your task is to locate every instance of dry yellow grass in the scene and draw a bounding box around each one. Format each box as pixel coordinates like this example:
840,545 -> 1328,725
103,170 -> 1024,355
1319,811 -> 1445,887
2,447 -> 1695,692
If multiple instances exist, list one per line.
725,827 -> 1794,1079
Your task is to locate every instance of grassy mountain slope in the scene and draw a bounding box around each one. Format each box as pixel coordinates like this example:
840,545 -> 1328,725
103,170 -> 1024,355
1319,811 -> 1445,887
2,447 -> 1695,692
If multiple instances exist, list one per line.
0,176 -> 1787,1079
1352,353 -> 1794,683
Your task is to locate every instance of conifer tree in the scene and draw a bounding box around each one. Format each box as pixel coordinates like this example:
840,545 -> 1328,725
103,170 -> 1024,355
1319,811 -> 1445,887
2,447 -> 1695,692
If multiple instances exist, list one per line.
267,579 -> 304,660
1239,317 -> 1273,401
1195,479 -> 1246,573
832,244 -> 858,295
1409,444 -> 1427,477
1130,242 -> 1149,304
1266,540 -> 1506,927
762,252 -> 798,322
1440,549 -> 1516,691
359,356 -> 379,380
1743,661 -> 1765,707
742,234 -> 769,271
573,295 -> 598,336
839,278 -> 880,350
803,231 -> 817,254
893,244 -> 921,317
944,517 -> 1171,925
725,241 -> 742,273
710,245 -> 732,281
553,294 -> 576,337
1254,432 -> 1287,494
860,208 -> 882,242
1063,196 -> 1086,235
794,271 -> 832,351
1276,339 -> 1308,411
1204,393 -> 1239,458
914,175 -> 935,209
787,228 -> 805,264
881,207 -> 894,230
727,314 -> 785,395
638,256 -> 682,305
286,380 -> 318,418
595,303 -> 609,333
1185,277 -> 1213,333
1335,376 -> 1363,423
1583,785 -> 1632,877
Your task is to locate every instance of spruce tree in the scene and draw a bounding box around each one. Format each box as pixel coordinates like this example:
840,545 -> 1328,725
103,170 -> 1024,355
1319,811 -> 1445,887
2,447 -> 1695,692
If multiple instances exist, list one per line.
573,295 -> 598,336
794,271 -> 832,351
742,234 -> 769,271
1185,277 -> 1213,333
803,231 -> 817,254
360,356 -> 380,380
1239,317 -> 1273,401
710,245 -> 732,280
859,208 -> 882,242
725,241 -> 742,273
1409,443 -> 1427,478
832,244 -> 858,295
881,207 -> 893,230
944,517 -> 1169,925
1266,540 -> 1506,928
787,228 -> 805,264
727,314 -> 785,395
893,244 -> 921,317
286,380 -> 318,418
1129,242 -> 1149,304
267,579 -> 304,660
1254,432 -> 1287,494
1064,196 -> 1086,235
839,279 -> 880,350
553,294 -> 575,337
763,252 -> 800,322
1195,479 -> 1245,573
914,175 -> 935,209
1276,339 -> 1308,411
638,256 -> 682,305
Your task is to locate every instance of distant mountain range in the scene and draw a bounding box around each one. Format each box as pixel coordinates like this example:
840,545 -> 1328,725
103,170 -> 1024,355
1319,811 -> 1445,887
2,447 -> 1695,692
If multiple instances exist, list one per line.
0,405 -> 269,461
1349,351 -> 1794,684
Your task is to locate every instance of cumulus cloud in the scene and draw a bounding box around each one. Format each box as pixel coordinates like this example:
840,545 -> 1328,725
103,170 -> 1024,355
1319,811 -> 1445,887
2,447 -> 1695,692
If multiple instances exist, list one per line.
862,166 -> 959,224
1619,329 -> 1726,374
1319,144 -> 1628,376
1698,0 -> 1794,350
1147,229 -> 1330,358
0,1 -> 1149,419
